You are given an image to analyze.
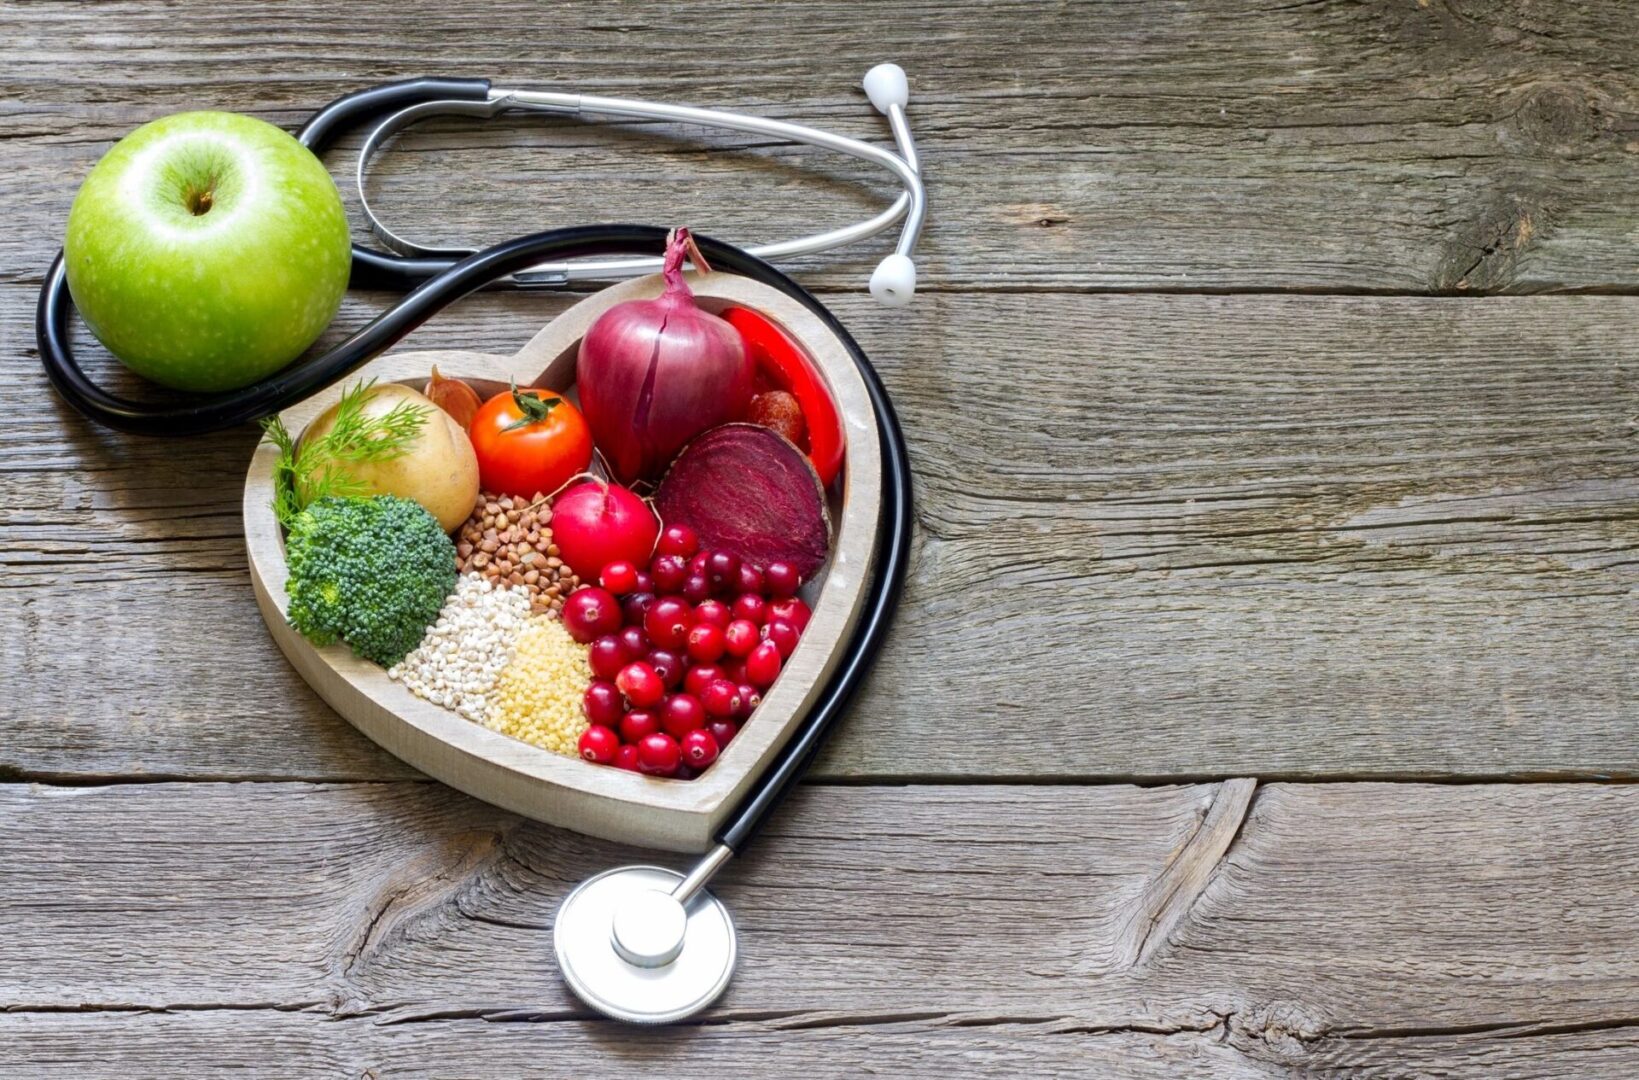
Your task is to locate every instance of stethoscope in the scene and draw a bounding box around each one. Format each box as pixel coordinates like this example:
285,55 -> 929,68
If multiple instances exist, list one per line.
35,70 -> 921,1023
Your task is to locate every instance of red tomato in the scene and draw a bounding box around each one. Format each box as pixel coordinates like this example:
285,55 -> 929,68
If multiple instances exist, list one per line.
469,384 -> 593,498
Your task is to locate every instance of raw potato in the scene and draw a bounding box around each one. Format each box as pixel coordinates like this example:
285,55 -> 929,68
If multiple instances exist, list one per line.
300,383 -> 479,532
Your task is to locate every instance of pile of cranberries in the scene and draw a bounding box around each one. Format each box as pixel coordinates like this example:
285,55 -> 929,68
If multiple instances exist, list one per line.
560,523 -> 811,779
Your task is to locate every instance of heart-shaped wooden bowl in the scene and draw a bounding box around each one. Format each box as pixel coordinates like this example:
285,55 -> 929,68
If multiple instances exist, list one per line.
243,272 -> 881,852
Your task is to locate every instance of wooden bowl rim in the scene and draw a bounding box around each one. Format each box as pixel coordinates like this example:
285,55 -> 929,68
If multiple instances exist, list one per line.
242,271 -> 883,849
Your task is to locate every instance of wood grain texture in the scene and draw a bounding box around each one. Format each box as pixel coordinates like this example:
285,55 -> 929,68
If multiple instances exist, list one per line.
4,289 -> 1633,781
2,0 -> 1637,294
3,780 -> 1638,1078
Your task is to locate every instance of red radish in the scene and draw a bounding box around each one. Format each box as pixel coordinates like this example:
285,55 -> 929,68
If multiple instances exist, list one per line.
654,424 -> 831,579
576,228 -> 753,483
550,480 -> 658,580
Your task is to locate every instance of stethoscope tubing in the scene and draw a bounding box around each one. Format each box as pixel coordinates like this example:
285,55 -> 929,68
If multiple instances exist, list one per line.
36,223 -> 913,858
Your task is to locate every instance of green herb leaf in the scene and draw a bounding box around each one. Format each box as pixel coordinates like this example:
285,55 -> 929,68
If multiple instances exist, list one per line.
261,378 -> 430,530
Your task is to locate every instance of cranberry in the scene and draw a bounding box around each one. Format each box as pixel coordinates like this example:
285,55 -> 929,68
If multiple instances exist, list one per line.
737,563 -> 765,596
632,571 -> 654,594
617,625 -> 650,659
686,622 -> 727,663
650,553 -> 688,593
661,693 -> 706,738
723,618 -> 760,658
682,573 -> 712,604
613,743 -> 641,772
644,596 -> 693,650
745,640 -> 782,688
578,724 -> 619,764
706,551 -> 742,593
735,683 -> 762,720
619,709 -> 660,743
647,648 -> 685,689
721,658 -> 748,685
688,551 -> 712,576
681,728 -> 720,768
636,733 -> 681,776
731,593 -> 766,625
684,664 -> 724,698
583,680 -> 625,726
768,596 -> 811,632
693,599 -> 731,628
657,523 -> 699,558
562,587 -> 621,643
674,763 -> 698,781
616,662 -> 665,708
587,635 -> 627,680
764,562 -> 801,598
706,718 -> 738,747
702,679 -> 742,719
761,619 -> 800,659
599,560 -> 640,596
620,591 -> 656,627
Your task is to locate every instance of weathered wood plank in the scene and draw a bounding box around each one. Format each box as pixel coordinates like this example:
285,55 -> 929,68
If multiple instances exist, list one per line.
3,0 -> 1637,293
0,1013 -> 1279,1080
2,781 -> 1638,1078
4,290 -> 1634,781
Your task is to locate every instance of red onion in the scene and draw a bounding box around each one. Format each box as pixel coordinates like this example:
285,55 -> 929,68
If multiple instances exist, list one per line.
576,228 -> 753,483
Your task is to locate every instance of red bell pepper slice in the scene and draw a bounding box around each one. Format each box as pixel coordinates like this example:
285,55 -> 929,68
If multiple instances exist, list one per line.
725,307 -> 846,488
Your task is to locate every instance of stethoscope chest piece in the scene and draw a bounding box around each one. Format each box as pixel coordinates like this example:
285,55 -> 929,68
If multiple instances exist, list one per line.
554,865 -> 736,1023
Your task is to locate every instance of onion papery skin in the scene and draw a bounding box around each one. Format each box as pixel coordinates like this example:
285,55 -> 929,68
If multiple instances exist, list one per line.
576,229 -> 753,484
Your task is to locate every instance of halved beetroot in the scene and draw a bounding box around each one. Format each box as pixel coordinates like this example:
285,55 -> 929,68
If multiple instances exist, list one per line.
655,423 -> 832,579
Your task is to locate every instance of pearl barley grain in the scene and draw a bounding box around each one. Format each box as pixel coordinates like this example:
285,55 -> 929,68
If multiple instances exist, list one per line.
388,573 -> 532,723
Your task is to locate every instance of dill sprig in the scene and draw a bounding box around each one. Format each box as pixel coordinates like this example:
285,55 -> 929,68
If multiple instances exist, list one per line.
260,379 -> 430,530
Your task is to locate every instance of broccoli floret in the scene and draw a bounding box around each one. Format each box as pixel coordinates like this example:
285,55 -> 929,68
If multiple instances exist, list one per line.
284,495 -> 457,668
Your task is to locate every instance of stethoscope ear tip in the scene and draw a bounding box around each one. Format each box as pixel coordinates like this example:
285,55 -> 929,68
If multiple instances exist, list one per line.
869,253 -> 917,306
863,64 -> 909,114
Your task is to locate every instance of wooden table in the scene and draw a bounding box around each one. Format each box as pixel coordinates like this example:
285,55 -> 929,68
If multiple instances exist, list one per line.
3,2 -> 1635,1075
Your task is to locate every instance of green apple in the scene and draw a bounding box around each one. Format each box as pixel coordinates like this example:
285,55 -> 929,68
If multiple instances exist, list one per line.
64,111 -> 352,393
